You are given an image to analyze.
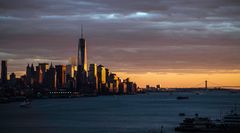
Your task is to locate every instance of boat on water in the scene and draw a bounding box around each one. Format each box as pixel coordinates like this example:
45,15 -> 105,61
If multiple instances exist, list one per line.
19,99 -> 31,108
175,110 -> 240,133
179,113 -> 186,116
176,96 -> 189,100
175,114 -> 220,132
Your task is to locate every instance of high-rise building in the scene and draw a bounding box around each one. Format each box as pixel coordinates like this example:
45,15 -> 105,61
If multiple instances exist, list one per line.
38,63 -> 49,84
26,64 -> 31,85
66,64 -> 75,78
109,73 -> 119,94
76,26 -> 88,93
30,64 -> 35,85
36,66 -> 40,84
77,26 -> 88,76
97,65 -> 106,94
1,60 -> 7,84
105,68 -> 110,89
88,64 -> 98,93
55,65 -> 66,89
66,64 -> 76,91
9,72 -> 16,87
119,82 -> 127,94
125,78 -> 136,94
35,63 -> 49,85
48,63 -> 56,91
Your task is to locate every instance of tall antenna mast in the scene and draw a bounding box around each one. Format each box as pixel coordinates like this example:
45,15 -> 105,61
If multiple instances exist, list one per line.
81,24 -> 83,38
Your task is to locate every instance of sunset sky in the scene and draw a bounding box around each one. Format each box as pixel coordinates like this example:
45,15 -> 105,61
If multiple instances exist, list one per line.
0,0 -> 240,88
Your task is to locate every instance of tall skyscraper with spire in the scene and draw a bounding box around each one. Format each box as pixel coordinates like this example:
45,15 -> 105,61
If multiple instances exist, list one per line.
77,25 -> 88,93
78,26 -> 88,74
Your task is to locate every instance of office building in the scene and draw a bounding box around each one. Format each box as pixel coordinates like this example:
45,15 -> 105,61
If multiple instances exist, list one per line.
1,60 -> 7,84
88,64 -> 98,93
97,65 -> 106,94
26,64 -> 31,85
109,73 -> 119,94
66,64 -> 75,78
48,63 -> 56,90
55,65 -> 66,89
38,63 -> 49,84
9,73 -> 16,87
76,27 -> 88,93
77,26 -> 88,76
119,82 -> 127,94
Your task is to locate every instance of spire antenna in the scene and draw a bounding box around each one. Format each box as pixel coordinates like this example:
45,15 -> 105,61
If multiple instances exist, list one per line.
81,24 -> 83,38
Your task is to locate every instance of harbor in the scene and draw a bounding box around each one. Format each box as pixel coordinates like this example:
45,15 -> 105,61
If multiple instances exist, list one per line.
0,90 -> 239,133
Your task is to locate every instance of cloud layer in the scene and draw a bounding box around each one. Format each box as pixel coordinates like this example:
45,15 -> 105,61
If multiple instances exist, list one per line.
0,0 -> 240,75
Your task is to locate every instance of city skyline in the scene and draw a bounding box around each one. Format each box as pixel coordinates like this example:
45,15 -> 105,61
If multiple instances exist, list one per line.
0,0 -> 240,88
0,29 -> 138,96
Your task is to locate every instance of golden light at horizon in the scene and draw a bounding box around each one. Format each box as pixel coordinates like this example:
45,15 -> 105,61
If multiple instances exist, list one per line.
117,72 -> 240,88
10,70 -> 240,89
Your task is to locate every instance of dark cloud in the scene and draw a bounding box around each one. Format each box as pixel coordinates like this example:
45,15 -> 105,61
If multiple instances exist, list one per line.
0,0 -> 240,74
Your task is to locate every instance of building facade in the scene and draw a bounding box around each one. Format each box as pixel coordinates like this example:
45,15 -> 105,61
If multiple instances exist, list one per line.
1,60 -> 7,84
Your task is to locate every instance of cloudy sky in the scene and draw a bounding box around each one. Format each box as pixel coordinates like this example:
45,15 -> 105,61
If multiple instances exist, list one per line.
0,0 -> 240,87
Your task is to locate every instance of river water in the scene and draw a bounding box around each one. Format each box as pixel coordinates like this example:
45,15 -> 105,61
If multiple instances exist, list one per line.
0,90 -> 240,133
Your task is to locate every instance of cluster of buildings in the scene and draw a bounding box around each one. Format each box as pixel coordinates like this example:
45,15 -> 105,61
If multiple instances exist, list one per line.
144,85 -> 164,92
21,62 -> 137,95
0,30 -> 137,97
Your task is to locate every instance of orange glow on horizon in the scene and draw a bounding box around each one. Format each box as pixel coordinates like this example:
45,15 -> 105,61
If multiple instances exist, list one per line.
117,72 -> 240,89
12,70 -> 240,89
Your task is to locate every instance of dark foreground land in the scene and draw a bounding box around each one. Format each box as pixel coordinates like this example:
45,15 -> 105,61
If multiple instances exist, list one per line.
0,90 -> 240,133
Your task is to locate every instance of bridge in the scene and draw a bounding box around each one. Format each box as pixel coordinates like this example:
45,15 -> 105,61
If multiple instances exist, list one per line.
191,80 -> 240,89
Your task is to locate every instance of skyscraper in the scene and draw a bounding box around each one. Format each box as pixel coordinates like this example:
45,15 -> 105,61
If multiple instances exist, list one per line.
1,60 -> 7,84
77,26 -> 88,93
66,64 -> 75,91
88,64 -> 98,93
78,26 -> 88,75
97,65 -> 106,94
30,64 -> 35,85
9,72 -> 16,87
109,73 -> 119,94
66,65 -> 75,78
26,64 -> 31,85
105,68 -> 110,89
48,63 -> 56,91
38,63 -> 49,84
55,65 -> 66,89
